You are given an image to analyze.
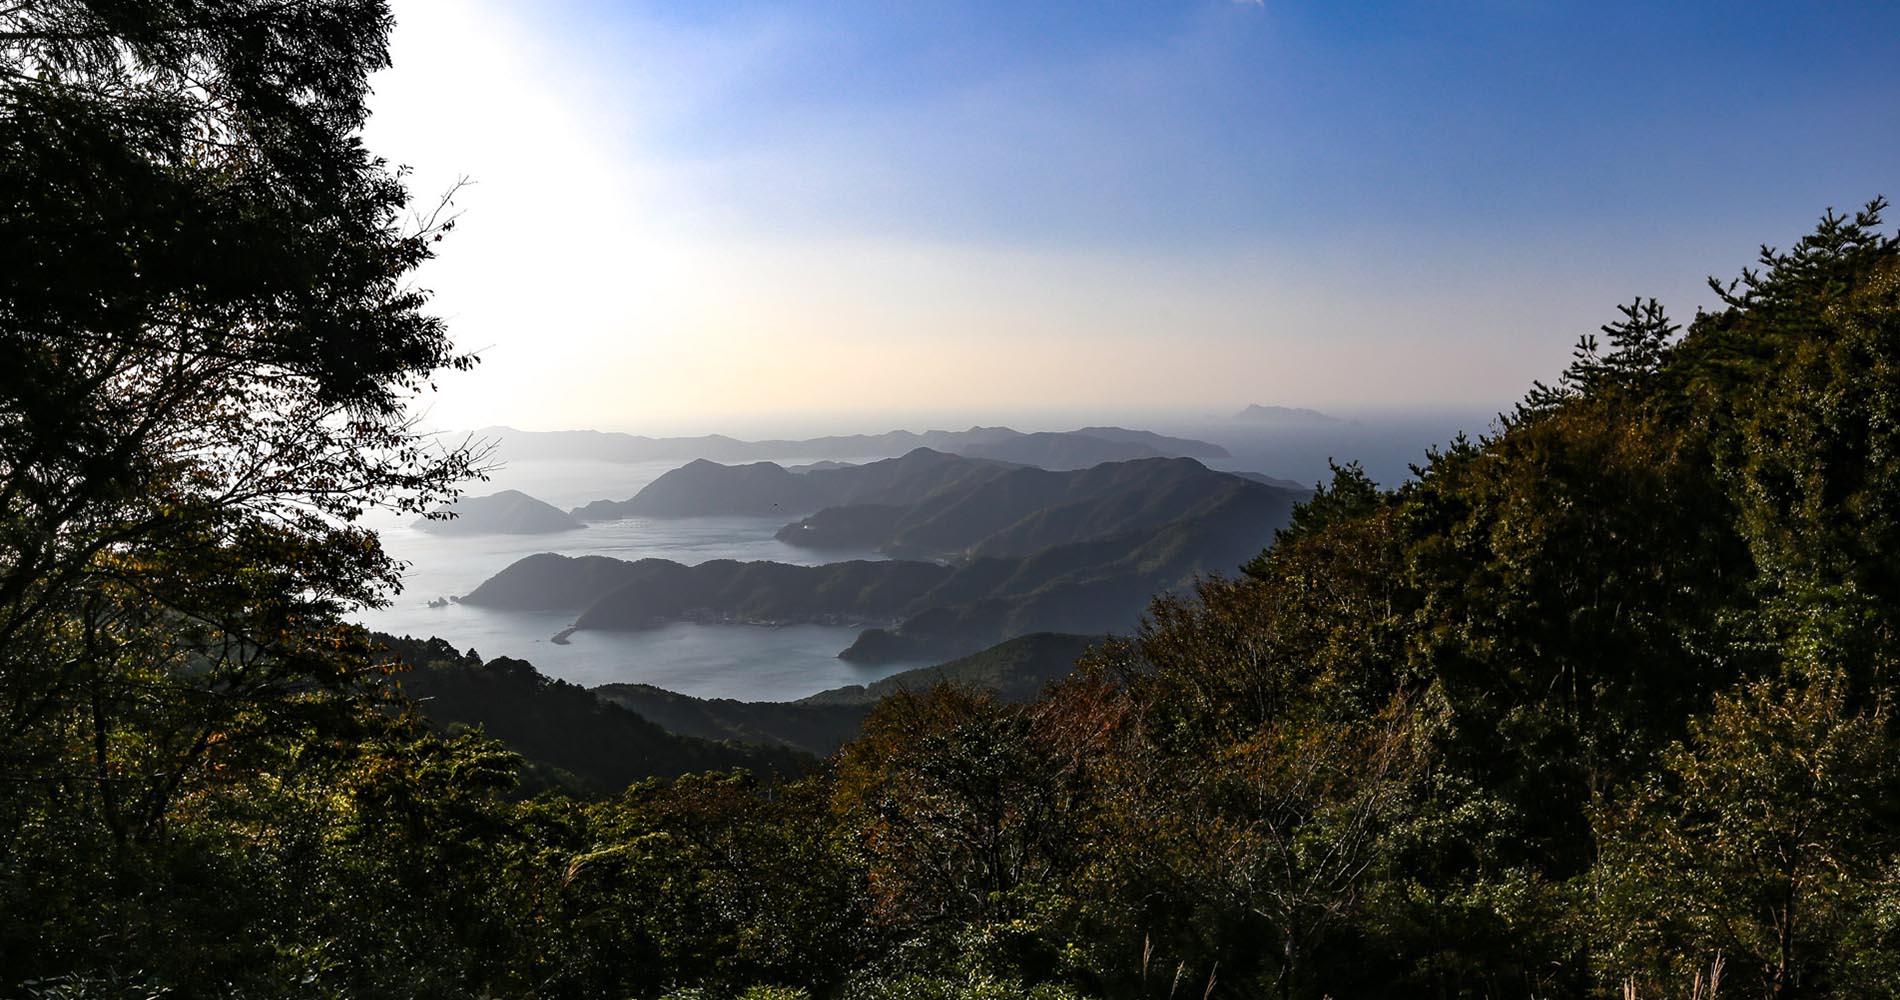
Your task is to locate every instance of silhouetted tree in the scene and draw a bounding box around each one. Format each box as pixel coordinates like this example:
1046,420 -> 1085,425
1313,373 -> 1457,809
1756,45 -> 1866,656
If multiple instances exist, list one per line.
0,0 -> 485,990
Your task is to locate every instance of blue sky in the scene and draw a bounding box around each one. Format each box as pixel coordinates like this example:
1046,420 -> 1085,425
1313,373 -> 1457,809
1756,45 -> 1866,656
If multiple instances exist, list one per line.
367,0 -> 1900,434
579,0 -> 1896,243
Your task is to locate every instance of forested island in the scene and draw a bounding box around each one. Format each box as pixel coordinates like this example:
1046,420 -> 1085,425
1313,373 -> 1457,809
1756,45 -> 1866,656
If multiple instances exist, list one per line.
417,488 -> 585,535
482,454 -> 1305,661
7,3 -> 1900,1000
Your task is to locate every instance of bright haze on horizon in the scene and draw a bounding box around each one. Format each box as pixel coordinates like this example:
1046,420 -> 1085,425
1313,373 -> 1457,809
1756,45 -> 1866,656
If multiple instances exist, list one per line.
364,0 -> 1900,436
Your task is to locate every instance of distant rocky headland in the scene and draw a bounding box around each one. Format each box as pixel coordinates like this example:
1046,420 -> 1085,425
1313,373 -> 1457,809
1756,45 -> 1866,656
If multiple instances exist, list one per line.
1232,403 -> 1343,425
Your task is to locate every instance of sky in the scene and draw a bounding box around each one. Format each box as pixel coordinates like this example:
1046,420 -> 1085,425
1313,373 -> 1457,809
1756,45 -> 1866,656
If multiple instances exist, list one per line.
364,0 -> 1900,437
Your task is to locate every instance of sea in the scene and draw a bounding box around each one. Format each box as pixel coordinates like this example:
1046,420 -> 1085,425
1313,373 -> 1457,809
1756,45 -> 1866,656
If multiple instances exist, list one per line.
351,412 -> 1491,702
1154,409 -> 1498,490
353,457 -> 928,702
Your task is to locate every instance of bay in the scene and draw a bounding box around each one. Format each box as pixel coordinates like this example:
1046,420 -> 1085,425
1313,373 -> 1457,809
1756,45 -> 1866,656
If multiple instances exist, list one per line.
353,457 -> 933,702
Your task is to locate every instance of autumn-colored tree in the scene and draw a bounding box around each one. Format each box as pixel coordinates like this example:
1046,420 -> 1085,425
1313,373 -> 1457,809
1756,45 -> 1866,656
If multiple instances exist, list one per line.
1592,666 -> 1900,998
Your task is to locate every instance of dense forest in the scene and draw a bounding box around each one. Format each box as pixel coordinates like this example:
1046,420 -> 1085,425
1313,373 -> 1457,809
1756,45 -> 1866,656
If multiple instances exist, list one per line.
5,2 -> 1900,998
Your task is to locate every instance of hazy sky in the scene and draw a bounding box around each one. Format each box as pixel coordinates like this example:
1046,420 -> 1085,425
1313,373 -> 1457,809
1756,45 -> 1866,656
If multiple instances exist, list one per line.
365,0 -> 1900,436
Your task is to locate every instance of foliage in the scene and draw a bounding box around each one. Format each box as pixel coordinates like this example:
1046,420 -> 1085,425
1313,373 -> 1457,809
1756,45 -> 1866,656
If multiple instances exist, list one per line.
1515,296 -> 1682,419
385,634 -> 815,791
0,0 -> 484,993
7,3 -> 1900,994
1591,666 -> 1900,998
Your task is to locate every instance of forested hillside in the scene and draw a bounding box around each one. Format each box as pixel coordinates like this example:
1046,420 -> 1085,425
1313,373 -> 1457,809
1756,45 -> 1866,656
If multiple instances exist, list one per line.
6,2 -> 1900,998
383,635 -> 813,789
593,632 -> 1100,754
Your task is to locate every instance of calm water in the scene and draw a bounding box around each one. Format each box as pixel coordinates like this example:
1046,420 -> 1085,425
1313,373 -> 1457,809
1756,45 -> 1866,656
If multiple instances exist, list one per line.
1159,411 -> 1497,489
352,417 -> 1482,701
354,457 -> 930,701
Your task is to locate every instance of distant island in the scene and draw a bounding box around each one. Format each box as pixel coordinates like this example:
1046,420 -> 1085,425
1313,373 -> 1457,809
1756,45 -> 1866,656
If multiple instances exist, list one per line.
469,454 -> 1307,662
413,489 -> 583,535
476,424 -> 1230,469
570,448 -> 1006,521
463,554 -> 948,626
568,448 -> 1300,543
572,459 -> 833,519
775,452 -> 1293,559
460,548 -> 1136,666
1232,403 -> 1343,425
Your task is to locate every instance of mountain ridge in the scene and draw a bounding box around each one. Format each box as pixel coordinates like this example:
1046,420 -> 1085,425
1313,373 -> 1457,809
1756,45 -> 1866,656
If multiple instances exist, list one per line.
477,424 -> 1231,468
